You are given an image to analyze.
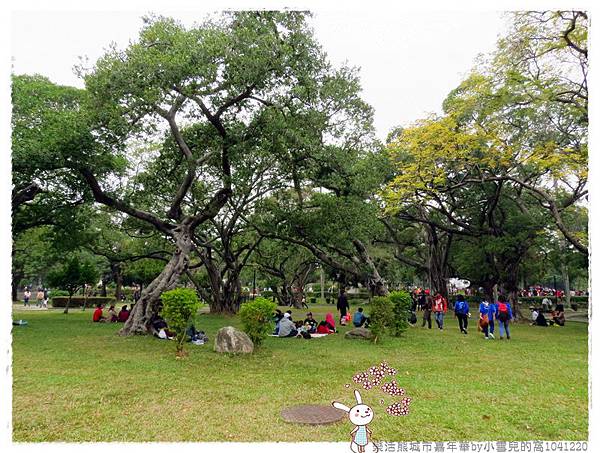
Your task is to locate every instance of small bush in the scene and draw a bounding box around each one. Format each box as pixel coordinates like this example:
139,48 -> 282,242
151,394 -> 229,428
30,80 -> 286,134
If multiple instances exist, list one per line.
389,291 -> 412,337
368,296 -> 394,343
239,297 -> 277,347
49,290 -> 70,298
160,288 -> 203,357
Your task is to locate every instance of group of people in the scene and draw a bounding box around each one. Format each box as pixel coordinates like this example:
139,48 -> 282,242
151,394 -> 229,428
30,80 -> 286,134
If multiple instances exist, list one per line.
273,310 -> 338,338
412,289 -> 452,330
22,287 -> 49,308
92,304 -> 130,323
520,286 -> 586,298
530,304 -> 566,327
410,289 -> 515,339
477,295 -> 514,339
411,288 -> 569,340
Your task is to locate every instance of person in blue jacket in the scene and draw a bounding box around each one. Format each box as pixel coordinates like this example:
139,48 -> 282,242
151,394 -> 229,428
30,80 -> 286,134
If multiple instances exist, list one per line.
487,299 -> 497,339
496,294 -> 513,340
454,294 -> 470,334
479,299 -> 497,339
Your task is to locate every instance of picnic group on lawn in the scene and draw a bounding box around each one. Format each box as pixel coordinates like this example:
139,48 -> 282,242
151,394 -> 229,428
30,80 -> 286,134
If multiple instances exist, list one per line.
88,284 -> 568,342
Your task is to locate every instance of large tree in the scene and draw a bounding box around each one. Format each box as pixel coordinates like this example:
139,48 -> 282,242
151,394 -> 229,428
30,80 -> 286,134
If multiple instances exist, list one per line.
75,12 -> 358,333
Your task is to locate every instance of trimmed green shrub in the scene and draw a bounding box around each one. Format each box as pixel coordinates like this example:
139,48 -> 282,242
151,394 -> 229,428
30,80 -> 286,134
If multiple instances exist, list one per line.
368,296 -> 394,343
51,296 -> 115,308
49,290 -> 69,298
239,297 -> 277,347
160,288 -> 203,357
389,291 -> 412,337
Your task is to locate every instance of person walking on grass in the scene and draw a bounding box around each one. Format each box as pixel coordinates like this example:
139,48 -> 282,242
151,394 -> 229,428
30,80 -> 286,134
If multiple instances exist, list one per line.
36,288 -> 44,308
487,298 -> 497,339
432,292 -> 448,330
421,290 -> 433,329
454,294 -> 470,334
479,299 -> 493,339
496,294 -> 513,340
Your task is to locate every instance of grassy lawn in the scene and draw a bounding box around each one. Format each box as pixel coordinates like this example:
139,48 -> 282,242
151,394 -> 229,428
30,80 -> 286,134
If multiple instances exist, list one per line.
11,303 -> 588,442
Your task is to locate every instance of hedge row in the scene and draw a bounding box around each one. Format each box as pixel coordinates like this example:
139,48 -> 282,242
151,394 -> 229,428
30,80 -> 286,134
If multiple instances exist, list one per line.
51,296 -> 116,308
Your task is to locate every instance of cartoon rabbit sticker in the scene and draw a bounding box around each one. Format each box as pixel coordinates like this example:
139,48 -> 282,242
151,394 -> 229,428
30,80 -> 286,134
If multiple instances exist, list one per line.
332,389 -> 379,453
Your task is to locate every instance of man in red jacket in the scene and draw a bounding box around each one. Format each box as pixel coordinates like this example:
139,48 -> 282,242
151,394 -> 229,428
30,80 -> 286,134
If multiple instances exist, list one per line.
92,304 -> 106,323
432,293 -> 448,330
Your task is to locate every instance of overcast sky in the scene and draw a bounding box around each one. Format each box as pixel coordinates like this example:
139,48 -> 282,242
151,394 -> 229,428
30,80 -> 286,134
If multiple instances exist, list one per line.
10,9 -> 506,140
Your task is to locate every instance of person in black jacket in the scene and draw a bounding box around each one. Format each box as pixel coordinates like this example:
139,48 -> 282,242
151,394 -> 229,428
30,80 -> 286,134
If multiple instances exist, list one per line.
421,290 -> 433,329
337,288 -> 350,325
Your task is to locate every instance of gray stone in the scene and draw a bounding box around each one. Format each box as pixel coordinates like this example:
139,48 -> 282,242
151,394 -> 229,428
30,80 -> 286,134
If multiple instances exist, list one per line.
344,327 -> 373,340
214,326 -> 254,353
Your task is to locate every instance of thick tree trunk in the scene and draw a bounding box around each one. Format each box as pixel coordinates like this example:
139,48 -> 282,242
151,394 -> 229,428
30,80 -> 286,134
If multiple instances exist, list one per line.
502,264 -> 523,320
425,227 -> 452,299
12,272 -> 23,303
112,263 -> 123,301
275,283 -> 294,306
216,267 -> 243,314
119,227 -> 192,336
101,277 -> 108,297
352,239 -> 389,296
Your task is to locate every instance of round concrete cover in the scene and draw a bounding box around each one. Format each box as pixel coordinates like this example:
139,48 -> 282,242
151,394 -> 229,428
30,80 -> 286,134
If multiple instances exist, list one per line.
281,404 -> 347,425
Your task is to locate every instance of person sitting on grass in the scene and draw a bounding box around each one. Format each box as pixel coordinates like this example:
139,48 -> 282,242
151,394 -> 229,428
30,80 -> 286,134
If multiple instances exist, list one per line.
325,312 -> 337,332
534,310 -> 549,327
552,310 -> 565,327
295,321 -> 312,339
352,307 -> 370,328
530,307 -> 539,325
157,327 -> 175,340
273,309 -> 284,335
92,304 -> 107,323
107,304 -> 119,323
149,313 -> 176,338
278,312 -> 298,338
316,320 -> 335,334
304,312 -> 318,333
118,305 -> 130,322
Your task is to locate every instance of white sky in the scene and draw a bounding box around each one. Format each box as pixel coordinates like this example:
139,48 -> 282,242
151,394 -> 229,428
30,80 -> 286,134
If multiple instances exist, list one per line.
10,9 -> 506,140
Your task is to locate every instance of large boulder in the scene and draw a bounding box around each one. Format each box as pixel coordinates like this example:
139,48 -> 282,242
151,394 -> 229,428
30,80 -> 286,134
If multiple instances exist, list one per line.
214,326 -> 254,354
344,327 -> 373,340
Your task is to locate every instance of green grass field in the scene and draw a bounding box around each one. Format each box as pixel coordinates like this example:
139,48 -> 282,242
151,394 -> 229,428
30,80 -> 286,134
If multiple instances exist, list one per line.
11,304 -> 588,442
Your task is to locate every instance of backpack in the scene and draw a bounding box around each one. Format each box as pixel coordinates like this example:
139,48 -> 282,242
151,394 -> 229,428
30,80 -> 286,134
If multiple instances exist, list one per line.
455,301 -> 467,315
497,303 -> 509,320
